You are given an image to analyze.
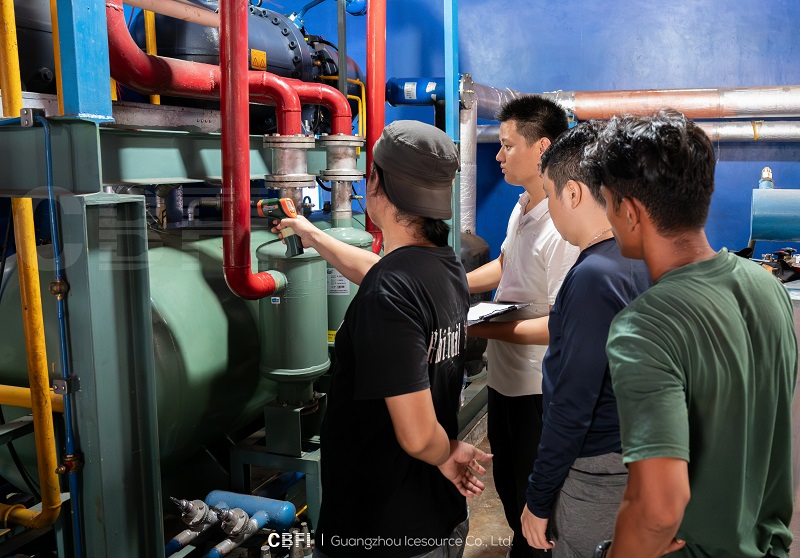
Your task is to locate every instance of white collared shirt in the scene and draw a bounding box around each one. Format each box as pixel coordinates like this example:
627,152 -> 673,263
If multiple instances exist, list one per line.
487,193 -> 579,396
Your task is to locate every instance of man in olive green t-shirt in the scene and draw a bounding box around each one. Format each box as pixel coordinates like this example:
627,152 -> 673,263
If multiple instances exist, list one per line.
590,109 -> 798,558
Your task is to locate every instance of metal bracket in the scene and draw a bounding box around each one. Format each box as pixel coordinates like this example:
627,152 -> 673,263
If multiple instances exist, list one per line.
20,108 -> 46,128
53,376 -> 81,395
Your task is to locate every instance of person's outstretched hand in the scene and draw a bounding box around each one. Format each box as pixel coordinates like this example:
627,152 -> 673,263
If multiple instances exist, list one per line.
272,214 -> 319,249
438,440 -> 492,498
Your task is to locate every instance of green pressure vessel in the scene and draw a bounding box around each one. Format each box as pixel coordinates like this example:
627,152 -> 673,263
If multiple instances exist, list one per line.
256,241 -> 329,405
322,226 -> 373,345
0,230 -> 280,472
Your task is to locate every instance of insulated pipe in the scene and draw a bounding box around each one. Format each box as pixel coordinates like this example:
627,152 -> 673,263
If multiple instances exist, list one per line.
0,386 -> 64,413
0,0 -> 61,531
124,0 -> 221,28
471,82 -> 800,121
475,121 -> 800,143
205,490 -> 296,530
459,101 -> 477,234
107,0 -> 303,135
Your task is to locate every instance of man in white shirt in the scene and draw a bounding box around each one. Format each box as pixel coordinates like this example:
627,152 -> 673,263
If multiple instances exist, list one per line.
467,96 -> 579,558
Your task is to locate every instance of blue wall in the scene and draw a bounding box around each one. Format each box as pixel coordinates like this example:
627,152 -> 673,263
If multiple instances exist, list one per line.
302,0 -> 800,260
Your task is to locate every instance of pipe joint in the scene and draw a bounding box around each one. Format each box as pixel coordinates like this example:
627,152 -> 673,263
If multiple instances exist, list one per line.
48,279 -> 70,300
318,134 -> 365,183
55,452 -> 83,475
263,135 -> 317,208
217,507 -> 250,536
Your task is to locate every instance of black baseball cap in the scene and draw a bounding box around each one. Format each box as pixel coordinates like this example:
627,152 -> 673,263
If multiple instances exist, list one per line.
373,120 -> 460,220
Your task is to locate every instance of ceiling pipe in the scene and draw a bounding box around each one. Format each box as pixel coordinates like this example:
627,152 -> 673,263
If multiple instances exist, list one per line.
472,82 -> 800,121
124,0 -> 221,28
364,0 -> 386,254
475,121 -> 800,143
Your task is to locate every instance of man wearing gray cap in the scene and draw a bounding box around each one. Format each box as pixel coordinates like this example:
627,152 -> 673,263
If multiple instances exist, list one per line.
275,120 -> 491,558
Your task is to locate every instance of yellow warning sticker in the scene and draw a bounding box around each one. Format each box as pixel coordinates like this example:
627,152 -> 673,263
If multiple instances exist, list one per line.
327,330 -> 336,343
250,49 -> 267,71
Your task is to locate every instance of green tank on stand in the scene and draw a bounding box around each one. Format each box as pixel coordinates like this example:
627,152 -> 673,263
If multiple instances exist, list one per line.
256,242 -> 330,404
0,229 -> 280,484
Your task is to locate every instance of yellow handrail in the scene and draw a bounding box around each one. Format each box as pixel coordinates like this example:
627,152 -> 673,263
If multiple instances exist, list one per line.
0,386 -> 64,414
144,9 -> 161,105
48,0 -> 64,115
0,0 -> 62,530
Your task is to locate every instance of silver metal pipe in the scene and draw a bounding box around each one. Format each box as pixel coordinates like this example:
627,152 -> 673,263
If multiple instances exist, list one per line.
699,120 -> 800,142
187,196 -> 220,222
476,121 -> 800,143
459,100 -> 477,234
331,181 -> 353,224
472,82 -> 800,121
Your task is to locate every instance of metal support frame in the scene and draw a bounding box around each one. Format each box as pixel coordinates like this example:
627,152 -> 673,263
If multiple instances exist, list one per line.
54,0 -> 113,121
63,193 -> 164,558
0,120 -> 364,191
231,393 -> 326,529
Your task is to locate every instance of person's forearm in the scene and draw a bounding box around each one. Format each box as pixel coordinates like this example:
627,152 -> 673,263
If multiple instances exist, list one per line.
468,316 -> 549,345
606,499 -> 681,558
304,227 -> 380,285
404,423 -> 451,467
466,257 -> 502,294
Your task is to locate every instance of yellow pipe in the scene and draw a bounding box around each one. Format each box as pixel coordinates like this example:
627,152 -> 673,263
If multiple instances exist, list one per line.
320,76 -> 366,138
0,386 -> 64,414
348,94 -> 363,138
0,0 -> 62,530
111,78 -> 118,101
144,10 -> 161,105
48,0 -> 64,115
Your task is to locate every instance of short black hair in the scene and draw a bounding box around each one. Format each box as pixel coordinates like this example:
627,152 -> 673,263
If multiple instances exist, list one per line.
496,95 -> 569,145
590,109 -> 716,234
540,120 -> 605,206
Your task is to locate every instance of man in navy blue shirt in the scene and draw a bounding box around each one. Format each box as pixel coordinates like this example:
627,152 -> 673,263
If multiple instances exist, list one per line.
520,121 -> 651,557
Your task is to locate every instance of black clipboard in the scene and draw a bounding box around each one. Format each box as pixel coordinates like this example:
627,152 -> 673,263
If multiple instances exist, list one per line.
467,302 -> 531,326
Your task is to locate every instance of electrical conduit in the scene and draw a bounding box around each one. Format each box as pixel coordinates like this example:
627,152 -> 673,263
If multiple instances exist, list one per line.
0,0 -> 61,530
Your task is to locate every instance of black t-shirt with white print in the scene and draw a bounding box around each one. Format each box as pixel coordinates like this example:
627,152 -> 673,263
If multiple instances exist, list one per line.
316,245 -> 469,558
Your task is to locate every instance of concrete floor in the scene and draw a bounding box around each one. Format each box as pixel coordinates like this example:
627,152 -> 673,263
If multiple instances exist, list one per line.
463,422 -> 512,558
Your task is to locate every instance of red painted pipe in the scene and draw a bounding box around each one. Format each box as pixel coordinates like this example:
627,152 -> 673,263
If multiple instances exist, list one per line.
287,79 -> 352,135
365,0 -> 386,253
107,0 -> 302,135
219,0 -> 277,299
